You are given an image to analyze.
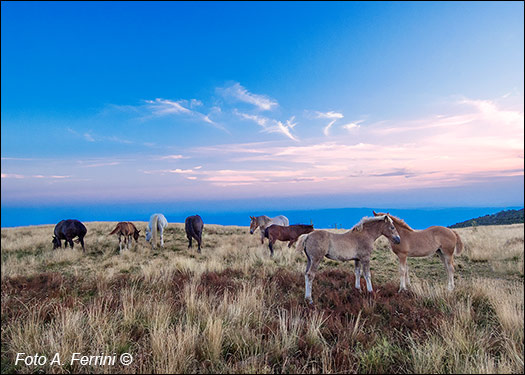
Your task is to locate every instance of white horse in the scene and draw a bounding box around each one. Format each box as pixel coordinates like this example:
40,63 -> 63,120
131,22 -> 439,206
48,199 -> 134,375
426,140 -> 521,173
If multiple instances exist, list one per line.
145,213 -> 168,249
249,215 -> 289,244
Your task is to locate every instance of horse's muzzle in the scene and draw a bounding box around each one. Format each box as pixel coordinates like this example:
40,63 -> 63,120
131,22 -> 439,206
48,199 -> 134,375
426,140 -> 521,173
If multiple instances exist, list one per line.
393,236 -> 401,244
250,230 -> 254,234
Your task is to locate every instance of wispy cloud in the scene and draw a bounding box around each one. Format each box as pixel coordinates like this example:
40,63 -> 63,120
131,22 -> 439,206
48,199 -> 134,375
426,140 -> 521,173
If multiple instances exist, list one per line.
342,120 -> 364,131
220,82 -> 278,111
158,154 -> 187,160
144,98 -> 228,132
235,111 -> 299,141
1,173 -> 70,179
314,111 -> 344,136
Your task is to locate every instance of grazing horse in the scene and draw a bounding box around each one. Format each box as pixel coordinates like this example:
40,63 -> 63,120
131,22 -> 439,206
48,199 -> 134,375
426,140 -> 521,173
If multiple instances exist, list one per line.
145,213 -> 168,249
296,215 -> 401,304
373,211 -> 463,291
249,215 -> 289,244
109,222 -> 140,253
185,214 -> 204,253
264,224 -> 314,256
52,219 -> 87,253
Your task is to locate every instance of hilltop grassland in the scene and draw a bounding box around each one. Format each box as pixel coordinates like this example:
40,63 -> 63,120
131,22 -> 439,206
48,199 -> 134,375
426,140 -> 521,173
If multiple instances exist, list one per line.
1,222 -> 523,374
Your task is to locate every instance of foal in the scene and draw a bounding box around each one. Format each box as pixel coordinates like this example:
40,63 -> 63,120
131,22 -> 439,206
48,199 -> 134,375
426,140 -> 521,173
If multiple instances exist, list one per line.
109,222 -> 140,253
297,215 -> 401,304
264,224 -> 314,256
372,211 -> 463,291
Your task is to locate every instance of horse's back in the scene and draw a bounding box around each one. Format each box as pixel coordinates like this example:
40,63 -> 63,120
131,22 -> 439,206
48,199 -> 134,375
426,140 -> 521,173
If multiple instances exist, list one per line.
150,213 -> 168,229
59,219 -> 86,237
273,215 -> 289,226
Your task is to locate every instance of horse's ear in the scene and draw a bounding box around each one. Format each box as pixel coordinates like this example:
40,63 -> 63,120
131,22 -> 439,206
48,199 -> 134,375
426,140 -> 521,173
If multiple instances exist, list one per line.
372,210 -> 378,216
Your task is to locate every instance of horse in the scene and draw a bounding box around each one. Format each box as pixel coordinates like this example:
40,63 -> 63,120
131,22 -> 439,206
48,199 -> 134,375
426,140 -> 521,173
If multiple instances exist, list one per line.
264,224 -> 314,256
109,222 -> 140,253
145,213 -> 168,249
249,215 -> 289,244
185,214 -> 204,253
296,215 -> 401,304
52,219 -> 87,253
372,211 -> 463,291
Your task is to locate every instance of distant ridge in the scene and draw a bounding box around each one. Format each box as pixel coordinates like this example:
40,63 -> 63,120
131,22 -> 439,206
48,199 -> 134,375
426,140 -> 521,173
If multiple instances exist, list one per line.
448,208 -> 524,228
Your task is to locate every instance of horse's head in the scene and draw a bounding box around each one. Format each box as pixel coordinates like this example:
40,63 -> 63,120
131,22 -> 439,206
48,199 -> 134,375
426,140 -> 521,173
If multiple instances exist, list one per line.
145,228 -> 151,242
249,216 -> 257,234
133,230 -> 141,241
380,215 -> 401,244
52,235 -> 61,249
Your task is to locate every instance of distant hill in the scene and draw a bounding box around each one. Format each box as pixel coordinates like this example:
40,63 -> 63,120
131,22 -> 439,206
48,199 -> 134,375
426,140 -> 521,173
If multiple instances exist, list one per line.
448,208 -> 524,228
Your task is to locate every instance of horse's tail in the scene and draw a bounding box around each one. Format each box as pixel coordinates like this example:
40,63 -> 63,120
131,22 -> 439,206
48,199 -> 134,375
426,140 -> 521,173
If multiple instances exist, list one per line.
452,230 -> 463,256
296,233 -> 309,253
109,225 -> 120,235
186,219 -> 197,239
152,215 -> 159,246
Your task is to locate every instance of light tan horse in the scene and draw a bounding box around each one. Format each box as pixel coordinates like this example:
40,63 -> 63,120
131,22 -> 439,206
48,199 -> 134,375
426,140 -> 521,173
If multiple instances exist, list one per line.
249,215 -> 289,244
109,222 -> 140,253
296,215 -> 401,304
373,211 -> 463,291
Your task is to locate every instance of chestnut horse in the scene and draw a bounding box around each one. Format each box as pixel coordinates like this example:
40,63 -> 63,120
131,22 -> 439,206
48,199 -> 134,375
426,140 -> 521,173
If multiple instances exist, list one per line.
297,215 -> 401,304
249,215 -> 289,244
264,224 -> 314,256
373,211 -> 463,291
109,222 -> 140,253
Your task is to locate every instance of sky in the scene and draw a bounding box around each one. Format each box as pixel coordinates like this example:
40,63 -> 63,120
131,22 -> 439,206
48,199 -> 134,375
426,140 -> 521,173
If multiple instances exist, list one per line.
1,1 -> 524,212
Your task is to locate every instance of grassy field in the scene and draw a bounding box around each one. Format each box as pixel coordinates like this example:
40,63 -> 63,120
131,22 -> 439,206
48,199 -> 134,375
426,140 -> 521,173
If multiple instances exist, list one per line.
1,221 -> 523,374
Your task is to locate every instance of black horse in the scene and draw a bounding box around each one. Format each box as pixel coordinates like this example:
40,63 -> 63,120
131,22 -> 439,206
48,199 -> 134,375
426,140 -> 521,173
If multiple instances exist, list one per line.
52,219 -> 87,252
185,215 -> 204,253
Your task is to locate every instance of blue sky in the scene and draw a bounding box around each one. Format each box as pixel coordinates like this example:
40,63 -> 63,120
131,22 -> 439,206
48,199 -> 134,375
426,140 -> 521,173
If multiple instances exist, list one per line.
2,1 -> 524,209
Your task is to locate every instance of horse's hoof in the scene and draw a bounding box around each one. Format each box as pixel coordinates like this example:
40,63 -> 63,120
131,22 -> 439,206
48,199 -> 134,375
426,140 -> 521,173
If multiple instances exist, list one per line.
306,298 -> 313,305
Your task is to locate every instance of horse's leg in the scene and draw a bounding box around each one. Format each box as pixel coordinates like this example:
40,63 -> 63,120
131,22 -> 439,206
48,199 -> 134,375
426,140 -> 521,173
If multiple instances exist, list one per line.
305,253 -> 321,304
354,259 -> 362,290
197,234 -> 202,253
67,238 -> 74,249
361,258 -> 374,293
288,239 -> 297,248
405,261 -> 411,286
260,230 -> 265,245
187,235 -> 192,249
438,250 -> 455,290
79,236 -> 85,253
160,227 -> 164,248
398,254 -> 408,292
269,239 -> 275,256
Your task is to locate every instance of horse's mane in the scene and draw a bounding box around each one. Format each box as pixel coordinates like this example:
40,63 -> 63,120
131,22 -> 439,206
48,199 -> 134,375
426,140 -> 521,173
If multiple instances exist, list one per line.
351,215 -> 388,232
386,214 -> 414,232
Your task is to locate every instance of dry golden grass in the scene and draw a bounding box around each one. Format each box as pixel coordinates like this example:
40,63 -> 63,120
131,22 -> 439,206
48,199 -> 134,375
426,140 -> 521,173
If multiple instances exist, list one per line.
1,222 -> 523,373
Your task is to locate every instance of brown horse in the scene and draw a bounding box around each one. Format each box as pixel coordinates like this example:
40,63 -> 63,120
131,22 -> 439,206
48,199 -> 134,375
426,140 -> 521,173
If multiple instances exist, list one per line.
249,215 -> 289,244
296,215 -> 401,304
373,211 -> 463,291
109,222 -> 140,253
185,214 -> 204,253
264,224 -> 314,256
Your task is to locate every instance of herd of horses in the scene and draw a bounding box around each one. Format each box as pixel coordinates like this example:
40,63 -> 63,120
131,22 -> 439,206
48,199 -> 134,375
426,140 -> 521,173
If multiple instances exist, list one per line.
51,211 -> 464,304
